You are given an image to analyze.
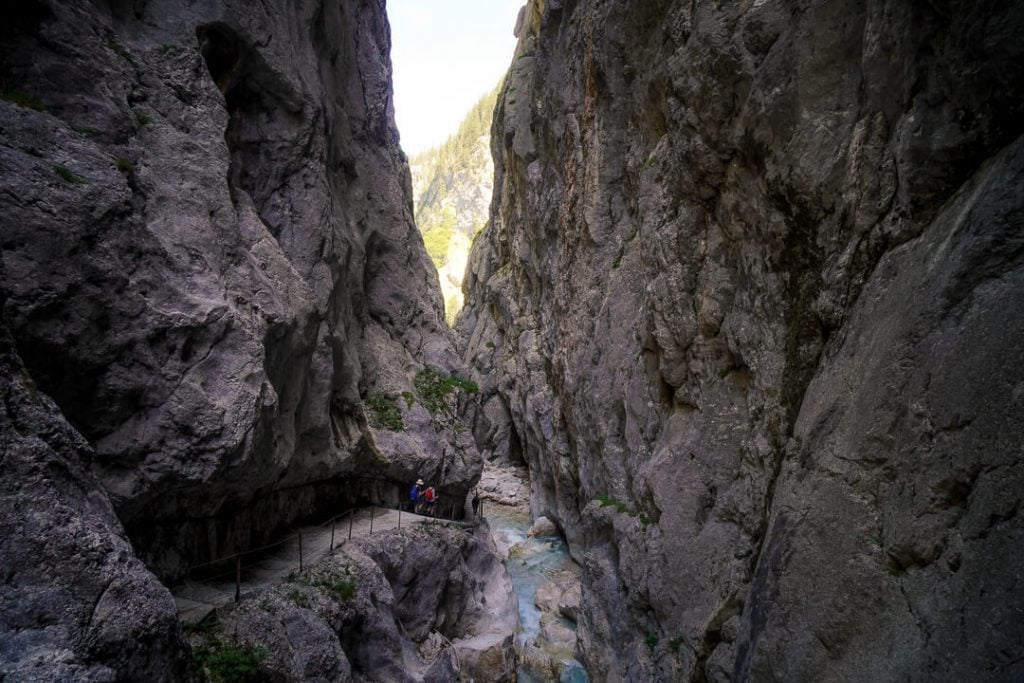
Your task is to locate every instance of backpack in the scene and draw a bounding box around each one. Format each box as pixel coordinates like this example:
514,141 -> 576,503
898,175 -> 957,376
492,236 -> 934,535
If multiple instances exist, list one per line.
409,485 -> 420,501
425,487 -> 436,502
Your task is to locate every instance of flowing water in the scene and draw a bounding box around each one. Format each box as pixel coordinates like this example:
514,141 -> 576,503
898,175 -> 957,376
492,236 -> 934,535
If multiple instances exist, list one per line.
486,505 -> 589,683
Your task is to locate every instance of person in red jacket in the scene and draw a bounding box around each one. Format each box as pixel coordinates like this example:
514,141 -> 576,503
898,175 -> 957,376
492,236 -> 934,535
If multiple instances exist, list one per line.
424,485 -> 438,516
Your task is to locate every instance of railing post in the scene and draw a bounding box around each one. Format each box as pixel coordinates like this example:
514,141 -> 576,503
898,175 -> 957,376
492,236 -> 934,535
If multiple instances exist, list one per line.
398,505 -> 402,530
330,520 -> 336,551
369,507 -> 375,534
298,531 -> 304,572
450,499 -> 456,520
234,555 -> 241,603
348,511 -> 353,540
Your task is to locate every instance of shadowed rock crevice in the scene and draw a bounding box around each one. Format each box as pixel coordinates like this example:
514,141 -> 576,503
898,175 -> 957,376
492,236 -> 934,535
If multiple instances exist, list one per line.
0,297 -> 190,680
459,0 -> 1024,680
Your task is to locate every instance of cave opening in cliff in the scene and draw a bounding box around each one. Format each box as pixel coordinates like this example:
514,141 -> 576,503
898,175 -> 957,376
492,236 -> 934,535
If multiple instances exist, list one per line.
197,23 -> 241,92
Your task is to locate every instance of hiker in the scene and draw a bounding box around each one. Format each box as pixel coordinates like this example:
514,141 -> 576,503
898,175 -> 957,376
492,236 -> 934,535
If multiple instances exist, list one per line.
410,479 -> 424,513
472,490 -> 481,518
424,485 -> 438,516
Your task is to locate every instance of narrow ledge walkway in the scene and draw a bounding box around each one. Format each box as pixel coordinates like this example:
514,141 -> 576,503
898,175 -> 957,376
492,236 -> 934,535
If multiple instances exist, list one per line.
173,506 -> 443,624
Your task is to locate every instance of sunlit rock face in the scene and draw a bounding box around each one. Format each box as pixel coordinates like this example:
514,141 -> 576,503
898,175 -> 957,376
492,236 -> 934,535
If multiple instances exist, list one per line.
0,0 -> 478,579
459,0 -> 1024,680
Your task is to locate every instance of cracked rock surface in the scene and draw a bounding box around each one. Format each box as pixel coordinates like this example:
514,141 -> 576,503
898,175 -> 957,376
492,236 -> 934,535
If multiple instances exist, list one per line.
0,306 -> 189,680
458,0 -> 1024,679
193,523 -> 516,683
1,0 -> 478,582
1,0 -> 481,677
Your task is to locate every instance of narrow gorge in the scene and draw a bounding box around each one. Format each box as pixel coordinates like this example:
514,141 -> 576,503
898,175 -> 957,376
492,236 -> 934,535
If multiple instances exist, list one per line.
1,0 -> 1022,682
460,0 -> 1024,680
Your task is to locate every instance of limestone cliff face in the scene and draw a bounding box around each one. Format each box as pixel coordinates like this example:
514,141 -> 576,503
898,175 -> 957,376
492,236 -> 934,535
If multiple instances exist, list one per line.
0,309 -> 190,681
1,0 -> 479,676
1,0 -> 478,581
459,0 -> 1024,680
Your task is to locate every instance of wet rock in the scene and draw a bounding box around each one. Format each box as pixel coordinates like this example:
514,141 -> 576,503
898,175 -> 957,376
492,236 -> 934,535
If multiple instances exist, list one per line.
357,524 -> 517,645
534,566 -> 581,626
478,462 -> 531,508
528,516 -> 558,537
538,621 -> 577,660
517,641 -> 565,683
453,631 -> 516,683
534,581 -> 562,615
558,583 -> 582,623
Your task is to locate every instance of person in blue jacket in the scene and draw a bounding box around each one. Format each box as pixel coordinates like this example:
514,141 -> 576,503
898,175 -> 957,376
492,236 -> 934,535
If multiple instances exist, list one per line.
410,478 -> 424,513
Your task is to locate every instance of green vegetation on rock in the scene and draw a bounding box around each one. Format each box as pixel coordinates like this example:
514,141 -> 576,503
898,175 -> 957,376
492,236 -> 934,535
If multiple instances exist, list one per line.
192,639 -> 266,683
414,367 -> 478,433
0,88 -> 45,111
287,588 -> 310,608
52,164 -> 87,185
316,574 -> 358,601
364,369 -> 477,432
411,82 -> 498,269
286,569 -> 358,602
414,366 -> 478,419
596,495 -> 652,526
421,205 -> 456,266
364,392 -> 404,431
410,82 -> 501,324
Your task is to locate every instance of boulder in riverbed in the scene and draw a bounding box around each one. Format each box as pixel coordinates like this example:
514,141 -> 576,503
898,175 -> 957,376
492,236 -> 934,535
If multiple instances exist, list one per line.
559,582 -> 582,622
528,516 -> 558,537
538,620 -> 578,660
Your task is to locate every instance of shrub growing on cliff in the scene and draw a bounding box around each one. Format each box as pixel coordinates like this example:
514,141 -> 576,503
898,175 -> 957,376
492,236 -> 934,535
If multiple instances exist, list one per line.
0,87 -> 45,111
287,588 -> 310,608
317,574 -> 357,601
287,569 -> 358,602
414,367 -> 478,419
52,164 -> 86,185
597,494 -> 630,514
192,639 -> 265,683
596,495 -> 653,526
364,392 -> 404,431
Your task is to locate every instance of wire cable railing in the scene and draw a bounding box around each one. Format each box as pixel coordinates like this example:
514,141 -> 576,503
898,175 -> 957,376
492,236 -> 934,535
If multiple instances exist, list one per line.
174,476 -> 484,606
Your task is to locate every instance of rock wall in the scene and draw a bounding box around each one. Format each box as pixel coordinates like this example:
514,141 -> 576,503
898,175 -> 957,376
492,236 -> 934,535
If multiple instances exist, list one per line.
1,0 -> 478,583
0,302 -> 189,680
196,524 -> 517,682
1,0 -> 483,677
459,0 -> 1024,679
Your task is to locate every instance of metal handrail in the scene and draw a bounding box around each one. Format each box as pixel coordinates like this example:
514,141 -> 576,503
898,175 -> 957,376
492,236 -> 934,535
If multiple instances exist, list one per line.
178,477 -> 480,602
